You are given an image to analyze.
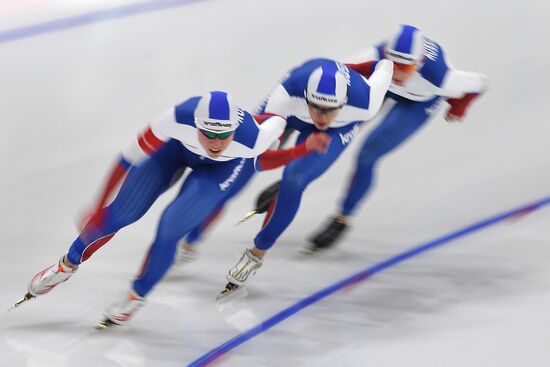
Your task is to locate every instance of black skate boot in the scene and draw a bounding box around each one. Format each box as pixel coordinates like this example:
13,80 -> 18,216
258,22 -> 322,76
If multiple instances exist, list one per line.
238,180 -> 281,223
306,217 -> 349,253
255,180 -> 281,214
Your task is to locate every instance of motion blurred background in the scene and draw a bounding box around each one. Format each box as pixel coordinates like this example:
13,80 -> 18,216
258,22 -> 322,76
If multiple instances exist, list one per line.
1,1 -> 549,366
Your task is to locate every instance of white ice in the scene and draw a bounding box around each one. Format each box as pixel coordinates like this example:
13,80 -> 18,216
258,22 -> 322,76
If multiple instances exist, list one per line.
1,0 -> 549,366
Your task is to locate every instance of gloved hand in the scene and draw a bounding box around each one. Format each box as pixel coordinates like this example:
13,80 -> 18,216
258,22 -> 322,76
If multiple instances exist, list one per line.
445,93 -> 479,122
305,132 -> 332,153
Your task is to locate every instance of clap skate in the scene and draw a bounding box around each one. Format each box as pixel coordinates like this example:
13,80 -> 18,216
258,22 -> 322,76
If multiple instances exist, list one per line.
96,290 -> 145,330
304,217 -> 349,254
237,181 -> 280,224
8,293 -> 35,312
216,249 -> 262,301
9,257 -> 77,312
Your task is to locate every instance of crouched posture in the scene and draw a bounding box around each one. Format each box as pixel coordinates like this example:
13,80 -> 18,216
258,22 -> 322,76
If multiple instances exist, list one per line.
219,57 -> 394,298
16,91 -> 291,327
308,24 -> 490,252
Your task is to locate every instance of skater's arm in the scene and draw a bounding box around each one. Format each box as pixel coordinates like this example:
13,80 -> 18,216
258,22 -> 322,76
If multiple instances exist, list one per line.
103,125 -> 167,204
255,143 -> 308,171
441,69 -> 489,122
346,60 -> 378,78
261,83 -> 295,118
76,125 -> 168,230
91,157 -> 131,214
252,114 -> 287,157
365,59 -> 394,114
255,132 -> 331,171
345,59 -> 393,123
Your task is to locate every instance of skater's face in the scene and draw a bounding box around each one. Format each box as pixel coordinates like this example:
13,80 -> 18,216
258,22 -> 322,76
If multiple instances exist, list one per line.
307,101 -> 342,130
391,61 -> 417,86
198,129 -> 234,158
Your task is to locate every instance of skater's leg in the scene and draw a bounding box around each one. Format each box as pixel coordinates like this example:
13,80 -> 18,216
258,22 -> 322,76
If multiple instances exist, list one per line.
309,96 -> 442,251
25,141 -> 187,300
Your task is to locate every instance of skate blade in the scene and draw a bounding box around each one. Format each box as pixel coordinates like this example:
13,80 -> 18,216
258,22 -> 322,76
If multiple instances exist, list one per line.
237,210 -> 258,225
95,318 -> 119,330
7,292 -> 35,313
216,283 -> 247,302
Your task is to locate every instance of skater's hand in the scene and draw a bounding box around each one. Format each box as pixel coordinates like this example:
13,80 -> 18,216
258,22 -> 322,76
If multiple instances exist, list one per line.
305,132 -> 331,153
444,112 -> 463,123
445,93 -> 479,123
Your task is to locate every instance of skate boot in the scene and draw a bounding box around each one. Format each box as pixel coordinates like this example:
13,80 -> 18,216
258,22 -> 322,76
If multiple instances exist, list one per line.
96,290 -> 145,329
28,256 -> 77,297
238,180 -> 280,224
10,257 -> 77,312
306,217 -> 349,253
217,249 -> 262,301
254,180 -> 281,214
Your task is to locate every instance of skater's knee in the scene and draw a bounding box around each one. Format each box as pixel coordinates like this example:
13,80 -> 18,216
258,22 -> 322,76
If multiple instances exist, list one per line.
282,173 -> 309,193
357,142 -> 386,167
356,152 -> 377,169
155,209 -> 196,245
104,205 -> 146,230
150,230 -> 180,257
156,219 -> 187,246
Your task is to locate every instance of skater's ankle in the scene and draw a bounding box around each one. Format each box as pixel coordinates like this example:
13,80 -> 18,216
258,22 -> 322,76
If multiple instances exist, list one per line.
181,242 -> 195,252
62,255 -> 79,270
335,214 -> 348,225
250,247 -> 266,260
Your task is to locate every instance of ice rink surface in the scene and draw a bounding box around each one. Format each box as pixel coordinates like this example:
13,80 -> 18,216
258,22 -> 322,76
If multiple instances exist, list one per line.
1,0 -> 549,366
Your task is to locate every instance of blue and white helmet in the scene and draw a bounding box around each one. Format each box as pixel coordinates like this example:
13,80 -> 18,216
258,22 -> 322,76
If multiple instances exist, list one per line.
194,91 -> 241,133
384,24 -> 424,65
306,64 -> 348,108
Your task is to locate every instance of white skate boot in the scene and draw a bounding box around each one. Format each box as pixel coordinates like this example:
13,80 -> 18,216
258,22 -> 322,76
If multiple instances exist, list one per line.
217,249 -> 263,301
28,257 -> 77,296
9,257 -> 77,312
96,290 -> 145,329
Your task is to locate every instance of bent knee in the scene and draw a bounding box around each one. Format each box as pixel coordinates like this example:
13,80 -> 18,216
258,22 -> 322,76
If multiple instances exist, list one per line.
357,141 -> 388,166
281,173 -> 310,193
